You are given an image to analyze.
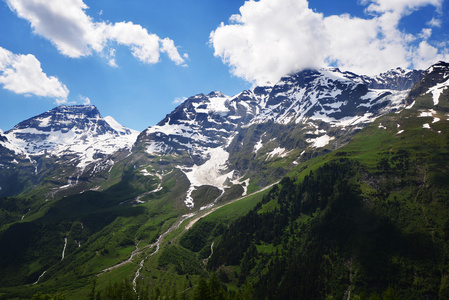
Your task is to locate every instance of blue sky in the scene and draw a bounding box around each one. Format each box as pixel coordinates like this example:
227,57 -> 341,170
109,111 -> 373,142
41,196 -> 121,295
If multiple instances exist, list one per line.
1,0 -> 448,132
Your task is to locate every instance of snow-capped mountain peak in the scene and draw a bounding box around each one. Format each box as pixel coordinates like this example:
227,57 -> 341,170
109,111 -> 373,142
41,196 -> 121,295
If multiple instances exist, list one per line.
2,105 -> 138,170
425,61 -> 449,74
138,66 -> 426,162
249,67 -> 412,126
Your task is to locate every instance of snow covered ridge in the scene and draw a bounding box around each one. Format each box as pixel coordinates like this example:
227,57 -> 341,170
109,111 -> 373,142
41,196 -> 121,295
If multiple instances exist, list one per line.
245,67 -> 412,127
138,66 -> 426,160
1,105 -> 139,170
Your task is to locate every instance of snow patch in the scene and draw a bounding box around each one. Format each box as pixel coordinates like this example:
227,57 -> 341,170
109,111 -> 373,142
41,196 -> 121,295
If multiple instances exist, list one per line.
419,110 -> 436,117
183,147 -> 232,187
140,168 -> 152,176
406,101 -> 415,109
307,135 -> 335,148
180,147 -> 234,208
208,94 -> 230,116
426,78 -> 449,105
184,186 -> 195,208
240,178 -> 250,196
105,116 -> 138,136
310,111 -> 377,128
147,124 -> 193,138
266,147 -> 288,160
423,123 -> 431,129
253,135 -> 265,154
39,116 -> 52,127
306,129 -> 327,135
146,141 -> 170,154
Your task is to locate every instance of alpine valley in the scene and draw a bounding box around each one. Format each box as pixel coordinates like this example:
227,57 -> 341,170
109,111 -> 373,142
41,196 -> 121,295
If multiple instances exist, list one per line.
1,62 -> 449,299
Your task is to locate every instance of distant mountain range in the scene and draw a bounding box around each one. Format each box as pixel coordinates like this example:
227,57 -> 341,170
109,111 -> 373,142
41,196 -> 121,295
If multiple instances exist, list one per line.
0,63 -> 435,203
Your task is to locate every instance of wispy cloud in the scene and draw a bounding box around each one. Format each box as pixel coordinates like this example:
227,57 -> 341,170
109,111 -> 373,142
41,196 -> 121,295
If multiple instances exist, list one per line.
6,0 -> 186,66
173,97 -> 187,104
362,0 -> 442,15
210,0 -> 448,85
427,17 -> 442,28
79,95 -> 90,105
0,46 -> 69,103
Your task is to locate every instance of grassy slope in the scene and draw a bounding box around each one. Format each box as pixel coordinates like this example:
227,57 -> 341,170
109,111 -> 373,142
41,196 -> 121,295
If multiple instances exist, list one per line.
0,147 -> 268,300
0,163 -> 191,298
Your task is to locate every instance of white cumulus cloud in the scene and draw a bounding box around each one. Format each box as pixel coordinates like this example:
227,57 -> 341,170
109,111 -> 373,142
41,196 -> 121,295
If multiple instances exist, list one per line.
6,0 -> 186,66
210,0 -> 327,85
0,46 -> 69,103
210,0 -> 449,85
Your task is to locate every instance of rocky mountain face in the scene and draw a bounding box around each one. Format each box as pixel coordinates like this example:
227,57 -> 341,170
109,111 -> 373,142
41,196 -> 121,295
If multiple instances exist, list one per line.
203,63 -> 449,300
0,105 -> 138,197
406,61 -> 449,106
137,67 -> 424,156
349,67 -> 425,90
134,66 -> 426,207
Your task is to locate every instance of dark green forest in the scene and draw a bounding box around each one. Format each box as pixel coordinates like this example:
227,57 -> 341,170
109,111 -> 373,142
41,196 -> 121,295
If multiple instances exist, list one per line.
203,153 -> 449,299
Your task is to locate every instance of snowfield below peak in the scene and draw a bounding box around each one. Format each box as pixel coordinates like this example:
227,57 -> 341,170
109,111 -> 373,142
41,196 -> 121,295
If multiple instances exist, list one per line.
426,78 -> 449,105
179,146 -> 235,208
183,147 -> 233,188
307,135 -> 335,148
